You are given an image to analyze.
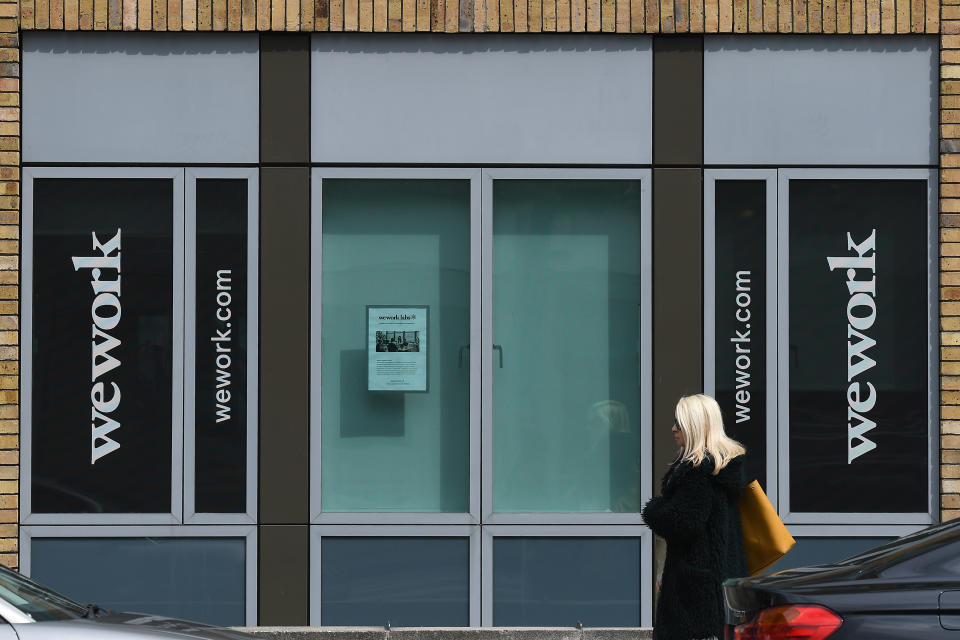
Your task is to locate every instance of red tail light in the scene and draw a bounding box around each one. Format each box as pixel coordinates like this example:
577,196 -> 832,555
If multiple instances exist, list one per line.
733,604 -> 843,640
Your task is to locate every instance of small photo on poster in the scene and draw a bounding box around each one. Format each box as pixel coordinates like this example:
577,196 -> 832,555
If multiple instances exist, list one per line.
367,306 -> 428,392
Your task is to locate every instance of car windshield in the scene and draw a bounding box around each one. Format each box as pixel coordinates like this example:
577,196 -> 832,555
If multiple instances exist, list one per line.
833,518 -> 960,570
0,565 -> 87,621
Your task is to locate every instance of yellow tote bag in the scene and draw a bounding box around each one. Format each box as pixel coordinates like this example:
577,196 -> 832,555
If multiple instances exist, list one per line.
738,480 -> 796,576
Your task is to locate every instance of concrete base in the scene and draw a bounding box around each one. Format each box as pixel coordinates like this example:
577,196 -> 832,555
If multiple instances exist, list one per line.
232,628 -> 654,640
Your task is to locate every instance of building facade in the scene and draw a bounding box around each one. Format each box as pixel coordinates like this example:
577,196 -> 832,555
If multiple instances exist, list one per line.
0,0 -> 954,628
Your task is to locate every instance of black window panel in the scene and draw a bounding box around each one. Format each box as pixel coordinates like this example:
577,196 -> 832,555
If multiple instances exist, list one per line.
195,179 -> 248,514
32,178 -> 173,513
789,179 -> 928,514
715,180 -> 768,491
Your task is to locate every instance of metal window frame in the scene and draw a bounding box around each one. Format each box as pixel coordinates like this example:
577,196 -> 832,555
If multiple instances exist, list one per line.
776,167 -> 938,526
184,168 -> 259,525
309,167 -> 482,525
309,524 -> 481,626
479,168 -> 652,525
703,169 -> 779,511
481,525 -> 653,627
21,167 -> 185,525
19,524 -> 258,625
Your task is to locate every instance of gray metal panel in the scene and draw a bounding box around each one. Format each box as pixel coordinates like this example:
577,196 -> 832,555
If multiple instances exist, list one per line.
704,36 -> 936,166
23,32 -> 258,164
311,34 -> 652,165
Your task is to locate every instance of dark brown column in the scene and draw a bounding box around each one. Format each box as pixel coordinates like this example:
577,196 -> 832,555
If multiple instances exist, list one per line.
259,33 -> 311,626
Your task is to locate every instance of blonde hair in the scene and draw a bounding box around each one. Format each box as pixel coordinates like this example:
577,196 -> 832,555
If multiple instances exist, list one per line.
674,394 -> 745,474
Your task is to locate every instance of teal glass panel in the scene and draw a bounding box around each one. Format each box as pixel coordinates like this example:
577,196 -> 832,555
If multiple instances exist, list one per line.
321,179 -> 471,513
493,180 -> 644,513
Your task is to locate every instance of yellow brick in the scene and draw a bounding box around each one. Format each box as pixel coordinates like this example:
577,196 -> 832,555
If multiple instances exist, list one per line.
0,453 -> 16,466
943,392 -> 960,404
0,348 -> 17,362
944,361 -> 960,374
0,391 -> 17,405
945,494 -> 960,508
943,199 -> 960,213
944,405 -> 960,419
943,479 -> 960,492
945,66 -> 960,80
0,377 -> 17,390
944,332 -> 960,345
943,273 -> 960,286
944,420 -> 960,433
944,509 -> 960,521
944,465 -> 960,478
944,434 -> 960,448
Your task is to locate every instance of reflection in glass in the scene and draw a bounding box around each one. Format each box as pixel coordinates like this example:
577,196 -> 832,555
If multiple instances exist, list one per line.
321,179 -> 470,513
493,537 -> 641,626
321,537 -> 469,626
493,180 -> 643,513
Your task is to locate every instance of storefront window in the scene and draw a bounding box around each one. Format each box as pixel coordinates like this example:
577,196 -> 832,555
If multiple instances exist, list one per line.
320,179 -> 471,513
320,536 -> 470,626
31,178 -> 175,514
30,536 -> 247,626
194,179 -> 249,514
492,180 -> 644,513
787,178 -> 928,514
714,180 -> 768,491
493,536 -> 641,626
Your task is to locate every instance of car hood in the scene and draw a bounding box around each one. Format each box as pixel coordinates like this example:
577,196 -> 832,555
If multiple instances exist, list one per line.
11,612 -> 258,640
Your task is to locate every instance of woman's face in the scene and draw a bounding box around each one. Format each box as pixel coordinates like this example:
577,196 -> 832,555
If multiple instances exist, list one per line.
671,423 -> 685,448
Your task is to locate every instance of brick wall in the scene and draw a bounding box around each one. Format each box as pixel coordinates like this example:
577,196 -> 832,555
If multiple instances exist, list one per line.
16,0 -> 944,31
7,0 -> 956,568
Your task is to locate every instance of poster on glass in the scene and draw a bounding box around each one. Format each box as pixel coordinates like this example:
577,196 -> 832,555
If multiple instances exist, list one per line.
367,306 -> 428,392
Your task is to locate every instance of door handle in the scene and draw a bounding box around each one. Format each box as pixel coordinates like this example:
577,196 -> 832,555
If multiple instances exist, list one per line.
493,344 -> 503,368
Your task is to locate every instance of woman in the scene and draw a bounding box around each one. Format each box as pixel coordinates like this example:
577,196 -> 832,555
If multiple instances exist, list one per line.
642,394 -> 748,640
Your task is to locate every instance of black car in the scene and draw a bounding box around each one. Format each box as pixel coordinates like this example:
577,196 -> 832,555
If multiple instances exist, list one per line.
723,518 -> 960,639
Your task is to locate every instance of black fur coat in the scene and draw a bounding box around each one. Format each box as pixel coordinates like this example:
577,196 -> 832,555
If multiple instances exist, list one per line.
641,455 -> 748,640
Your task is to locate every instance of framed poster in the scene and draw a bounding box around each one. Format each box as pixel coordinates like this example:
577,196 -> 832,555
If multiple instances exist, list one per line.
367,306 -> 429,392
